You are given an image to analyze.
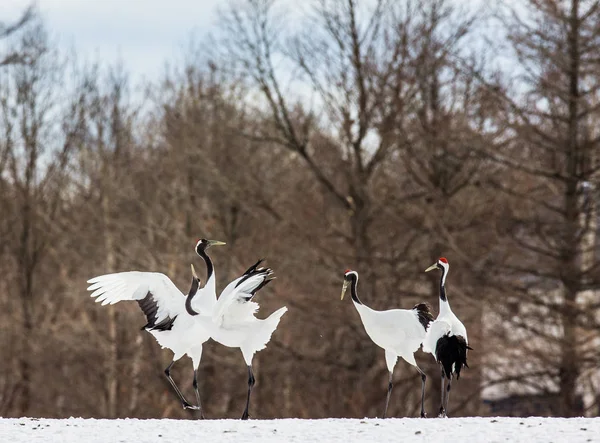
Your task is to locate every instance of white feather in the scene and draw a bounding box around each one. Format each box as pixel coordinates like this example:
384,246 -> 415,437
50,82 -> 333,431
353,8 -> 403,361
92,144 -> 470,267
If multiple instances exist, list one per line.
85,271 -> 212,369
212,272 -> 272,326
190,254 -> 287,360
354,304 -> 427,362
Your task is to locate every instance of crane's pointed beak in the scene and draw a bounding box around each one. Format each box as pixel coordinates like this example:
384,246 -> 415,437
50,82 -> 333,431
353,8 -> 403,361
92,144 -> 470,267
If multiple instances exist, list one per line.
207,240 -> 226,247
191,263 -> 198,279
341,280 -> 349,300
425,263 -> 438,272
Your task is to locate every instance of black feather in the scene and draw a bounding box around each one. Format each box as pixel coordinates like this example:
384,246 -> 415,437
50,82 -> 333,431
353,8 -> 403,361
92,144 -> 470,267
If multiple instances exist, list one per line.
413,302 -> 434,331
232,259 -> 274,303
249,275 -> 274,297
185,275 -> 201,316
435,334 -> 470,379
137,291 -> 177,331
235,259 -> 272,289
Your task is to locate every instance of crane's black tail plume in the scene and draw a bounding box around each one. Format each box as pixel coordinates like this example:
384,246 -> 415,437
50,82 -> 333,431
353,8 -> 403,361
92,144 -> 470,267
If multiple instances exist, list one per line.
436,334 -> 472,379
413,302 -> 434,331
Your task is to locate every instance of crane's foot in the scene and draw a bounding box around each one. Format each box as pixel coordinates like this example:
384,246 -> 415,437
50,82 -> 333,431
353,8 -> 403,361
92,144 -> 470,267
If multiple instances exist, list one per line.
183,404 -> 206,418
421,411 -> 427,418
182,401 -> 200,410
438,407 -> 447,418
241,410 -> 250,420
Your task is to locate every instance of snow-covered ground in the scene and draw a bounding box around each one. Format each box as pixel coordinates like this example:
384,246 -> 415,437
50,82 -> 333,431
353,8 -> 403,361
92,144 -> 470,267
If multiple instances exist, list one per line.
1,417 -> 599,443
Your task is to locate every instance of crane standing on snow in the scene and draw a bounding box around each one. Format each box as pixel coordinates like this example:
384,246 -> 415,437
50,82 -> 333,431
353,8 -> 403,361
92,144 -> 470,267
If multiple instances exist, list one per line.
85,239 -> 226,418
341,269 -> 433,418
190,253 -> 287,420
423,257 -> 471,418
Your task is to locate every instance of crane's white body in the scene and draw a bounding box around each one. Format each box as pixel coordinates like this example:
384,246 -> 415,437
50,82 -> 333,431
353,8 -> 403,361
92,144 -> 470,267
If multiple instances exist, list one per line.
86,271 -> 213,369
422,300 -> 468,358
210,307 -> 288,364
353,302 -> 426,371
149,315 -> 209,367
205,263 -> 287,365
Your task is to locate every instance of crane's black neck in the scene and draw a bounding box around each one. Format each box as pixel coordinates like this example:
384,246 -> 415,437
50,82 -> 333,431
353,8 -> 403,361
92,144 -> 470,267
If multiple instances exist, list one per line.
439,268 -> 448,302
185,276 -> 200,316
348,274 -> 362,305
196,246 -> 214,283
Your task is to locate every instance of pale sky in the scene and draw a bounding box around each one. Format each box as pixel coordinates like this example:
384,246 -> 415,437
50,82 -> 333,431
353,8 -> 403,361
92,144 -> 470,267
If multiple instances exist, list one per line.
3,0 -> 516,88
4,0 -> 222,83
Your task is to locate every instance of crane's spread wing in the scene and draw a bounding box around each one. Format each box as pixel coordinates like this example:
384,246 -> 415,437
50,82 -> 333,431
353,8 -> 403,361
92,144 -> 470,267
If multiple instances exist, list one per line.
212,259 -> 274,327
86,271 -> 186,331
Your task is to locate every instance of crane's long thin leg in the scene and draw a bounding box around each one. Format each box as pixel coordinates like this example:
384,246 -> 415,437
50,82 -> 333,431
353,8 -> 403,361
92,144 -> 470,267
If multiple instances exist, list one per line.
241,365 -> 255,420
193,369 -> 205,419
383,371 -> 393,419
416,367 -> 427,418
439,367 -> 446,418
445,375 -> 453,416
164,362 -> 198,410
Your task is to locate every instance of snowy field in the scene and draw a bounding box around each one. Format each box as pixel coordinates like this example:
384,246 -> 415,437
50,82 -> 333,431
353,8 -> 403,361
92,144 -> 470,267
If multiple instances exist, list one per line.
1,417 -> 599,443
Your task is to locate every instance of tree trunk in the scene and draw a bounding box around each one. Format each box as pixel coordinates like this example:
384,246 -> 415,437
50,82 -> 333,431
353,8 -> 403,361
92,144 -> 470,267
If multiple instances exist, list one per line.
575,131 -> 599,416
559,284 -> 579,417
127,333 -> 144,415
16,192 -> 34,416
558,0 -> 582,417
102,192 -> 119,418
129,210 -> 160,415
350,184 -> 374,297
17,280 -> 33,416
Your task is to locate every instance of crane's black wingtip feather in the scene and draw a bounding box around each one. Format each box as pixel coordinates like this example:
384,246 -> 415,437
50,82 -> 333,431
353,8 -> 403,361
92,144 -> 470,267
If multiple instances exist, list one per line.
137,291 -> 178,331
236,258 -> 275,290
241,258 -> 266,277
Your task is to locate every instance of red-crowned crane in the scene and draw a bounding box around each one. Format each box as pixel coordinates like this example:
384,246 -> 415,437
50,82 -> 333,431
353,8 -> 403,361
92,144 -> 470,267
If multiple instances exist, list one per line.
341,269 -> 433,418
422,257 -> 471,418
85,239 -> 226,418
189,256 -> 287,420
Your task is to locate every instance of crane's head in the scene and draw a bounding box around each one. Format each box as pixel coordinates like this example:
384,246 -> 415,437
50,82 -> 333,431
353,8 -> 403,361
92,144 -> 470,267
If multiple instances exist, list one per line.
195,238 -> 226,254
341,269 -> 358,300
425,257 -> 449,274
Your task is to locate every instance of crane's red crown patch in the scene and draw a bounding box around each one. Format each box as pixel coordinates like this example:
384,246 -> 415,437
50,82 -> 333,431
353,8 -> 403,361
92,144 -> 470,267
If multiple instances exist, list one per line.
439,257 -> 448,264
344,269 -> 352,274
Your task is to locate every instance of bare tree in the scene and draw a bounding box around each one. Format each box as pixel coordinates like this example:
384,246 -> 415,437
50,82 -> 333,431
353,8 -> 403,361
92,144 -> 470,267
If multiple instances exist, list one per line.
0,5 -> 39,67
3,0 -> 598,420
0,23 -> 85,415
472,0 -> 600,417
214,0 -> 493,418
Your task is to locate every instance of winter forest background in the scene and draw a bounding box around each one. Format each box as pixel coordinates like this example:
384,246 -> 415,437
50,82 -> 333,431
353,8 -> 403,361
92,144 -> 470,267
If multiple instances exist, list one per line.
0,0 -> 599,420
